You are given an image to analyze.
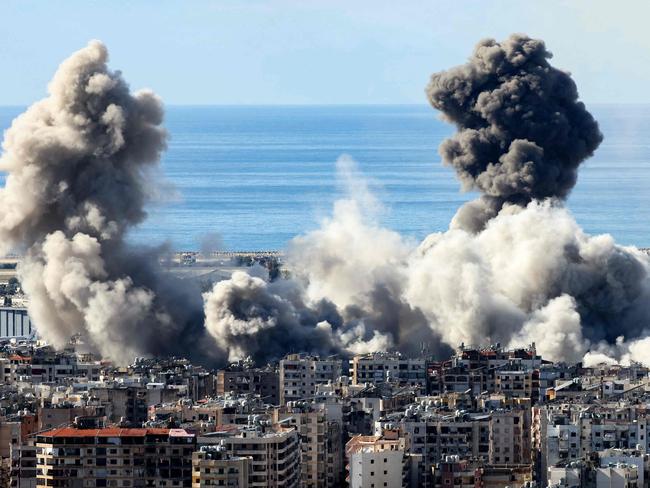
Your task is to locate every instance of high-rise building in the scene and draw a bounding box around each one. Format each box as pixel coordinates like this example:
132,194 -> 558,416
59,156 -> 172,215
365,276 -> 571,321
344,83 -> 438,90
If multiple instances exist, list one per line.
279,354 -> 342,404
35,427 -> 196,487
350,353 -> 426,395
273,402 -> 343,487
199,423 -> 301,488
191,445 -> 251,487
216,364 -> 280,405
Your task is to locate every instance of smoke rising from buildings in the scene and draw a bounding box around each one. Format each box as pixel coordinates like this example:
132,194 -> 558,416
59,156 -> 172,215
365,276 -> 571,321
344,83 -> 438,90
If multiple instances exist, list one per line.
427,34 -> 603,232
202,157 -> 450,362
0,41 -> 215,364
5,35 -> 650,367
206,33 -> 650,366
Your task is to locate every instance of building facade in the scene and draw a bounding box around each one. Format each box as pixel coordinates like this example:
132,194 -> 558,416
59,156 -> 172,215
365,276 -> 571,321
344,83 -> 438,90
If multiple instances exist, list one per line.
35,427 -> 195,488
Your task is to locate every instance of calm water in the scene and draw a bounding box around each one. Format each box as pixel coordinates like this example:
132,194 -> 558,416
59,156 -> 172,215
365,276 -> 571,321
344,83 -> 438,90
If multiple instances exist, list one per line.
1,104 -> 650,250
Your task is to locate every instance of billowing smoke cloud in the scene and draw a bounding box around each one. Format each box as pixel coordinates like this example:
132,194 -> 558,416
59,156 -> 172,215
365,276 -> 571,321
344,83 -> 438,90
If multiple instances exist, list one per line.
218,34 -> 650,365
7,35 -> 650,368
0,41 -> 215,364
200,34 -> 650,367
203,271 -> 339,363
427,34 -> 603,232
407,34 -> 650,363
406,201 -> 650,363
202,157 -> 450,362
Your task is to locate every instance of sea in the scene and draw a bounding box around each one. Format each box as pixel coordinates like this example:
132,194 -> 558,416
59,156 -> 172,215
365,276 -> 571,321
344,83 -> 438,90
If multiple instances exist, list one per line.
1,104 -> 650,251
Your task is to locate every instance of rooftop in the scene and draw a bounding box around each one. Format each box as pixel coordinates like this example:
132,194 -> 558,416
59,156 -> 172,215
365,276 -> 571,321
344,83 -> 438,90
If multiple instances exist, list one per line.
36,427 -> 193,438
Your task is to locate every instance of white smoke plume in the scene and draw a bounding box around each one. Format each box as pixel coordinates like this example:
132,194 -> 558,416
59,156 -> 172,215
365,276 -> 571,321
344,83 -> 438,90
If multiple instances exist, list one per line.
203,34 -> 650,366
0,41 -> 216,365
6,36 -> 650,368
202,156 -> 449,362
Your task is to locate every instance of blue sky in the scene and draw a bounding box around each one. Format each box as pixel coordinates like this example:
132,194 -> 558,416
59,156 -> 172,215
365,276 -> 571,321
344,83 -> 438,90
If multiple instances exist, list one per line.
1,0 -> 649,105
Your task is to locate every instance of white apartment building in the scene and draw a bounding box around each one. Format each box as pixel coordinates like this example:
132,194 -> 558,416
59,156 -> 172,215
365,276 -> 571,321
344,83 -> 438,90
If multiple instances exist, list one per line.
350,353 -> 426,394
346,433 -> 409,488
279,354 -> 342,404
200,424 -> 301,488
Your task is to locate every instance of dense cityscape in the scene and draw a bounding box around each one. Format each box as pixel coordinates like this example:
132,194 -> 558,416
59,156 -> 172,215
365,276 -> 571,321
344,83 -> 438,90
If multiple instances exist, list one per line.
2,2 -> 650,486
0,297 -> 644,488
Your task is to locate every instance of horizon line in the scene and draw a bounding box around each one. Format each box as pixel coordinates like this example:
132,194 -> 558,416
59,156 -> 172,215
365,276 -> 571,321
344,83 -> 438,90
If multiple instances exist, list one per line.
1,101 -> 650,108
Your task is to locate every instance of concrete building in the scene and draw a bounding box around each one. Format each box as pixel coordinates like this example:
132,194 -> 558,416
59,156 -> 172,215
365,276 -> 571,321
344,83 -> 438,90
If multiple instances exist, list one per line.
346,432 -> 414,488
599,449 -> 649,488
200,423 -> 301,488
350,353 -> 426,394
431,455 -> 477,488
0,422 -> 22,459
35,426 -> 195,487
596,464 -> 640,488
37,404 -> 105,431
376,408 -> 491,487
495,369 -> 540,401
10,444 -> 36,488
548,464 -> 583,488
273,401 -> 343,488
478,464 -> 534,488
489,408 -> 532,465
279,354 -> 342,404
216,364 -> 280,405
191,445 -> 250,487
432,457 -> 534,488
0,309 -> 32,339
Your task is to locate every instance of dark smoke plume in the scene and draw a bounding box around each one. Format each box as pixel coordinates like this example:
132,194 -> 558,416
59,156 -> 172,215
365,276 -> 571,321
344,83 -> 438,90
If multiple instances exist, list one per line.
427,34 -> 603,232
0,41 -> 216,364
404,34 -> 650,363
6,36 -> 650,368
203,271 -> 341,363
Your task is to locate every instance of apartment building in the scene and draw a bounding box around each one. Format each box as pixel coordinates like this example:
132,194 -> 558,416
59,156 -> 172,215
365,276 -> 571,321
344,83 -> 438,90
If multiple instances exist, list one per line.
279,354 -> 342,404
35,427 -> 196,488
495,370 -> 540,402
376,410 -> 491,488
350,353 -> 426,394
489,408 -> 532,465
273,402 -> 343,488
216,365 -> 280,405
191,446 -> 250,487
11,443 -> 36,488
37,404 -> 105,431
346,432 -> 414,488
200,423 -> 301,488
431,455 -> 476,488
431,456 -> 533,488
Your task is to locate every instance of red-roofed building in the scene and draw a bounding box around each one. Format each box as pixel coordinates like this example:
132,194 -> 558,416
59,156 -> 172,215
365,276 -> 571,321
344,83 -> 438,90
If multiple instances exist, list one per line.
35,426 -> 196,487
